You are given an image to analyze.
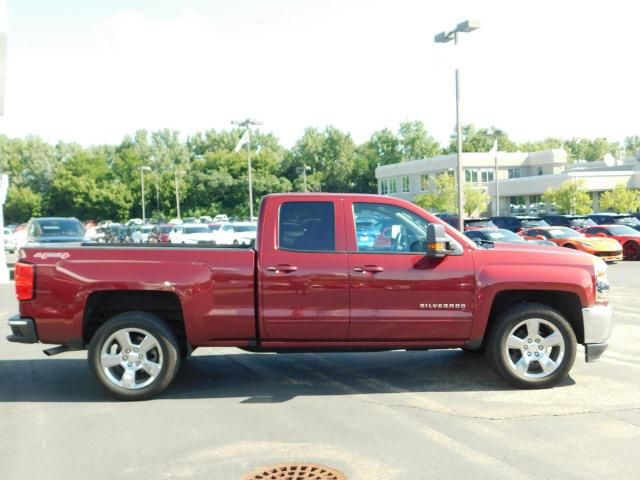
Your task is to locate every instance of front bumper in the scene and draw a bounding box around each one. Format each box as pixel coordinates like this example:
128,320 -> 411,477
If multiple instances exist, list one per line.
582,304 -> 613,362
6,315 -> 39,344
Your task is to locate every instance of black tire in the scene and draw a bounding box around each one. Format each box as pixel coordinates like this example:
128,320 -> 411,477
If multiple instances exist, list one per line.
88,311 -> 181,401
486,303 -> 576,389
623,241 -> 640,260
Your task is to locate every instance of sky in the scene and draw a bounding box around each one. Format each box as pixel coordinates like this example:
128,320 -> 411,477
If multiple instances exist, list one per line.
0,0 -> 638,148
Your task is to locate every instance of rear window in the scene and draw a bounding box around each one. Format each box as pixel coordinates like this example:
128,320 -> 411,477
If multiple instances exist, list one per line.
235,225 -> 257,233
568,218 -> 595,228
159,226 -> 173,233
33,219 -> 84,237
279,202 -> 335,252
184,226 -> 209,234
521,219 -> 549,228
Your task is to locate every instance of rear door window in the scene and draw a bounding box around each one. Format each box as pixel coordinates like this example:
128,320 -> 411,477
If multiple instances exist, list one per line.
279,202 -> 335,252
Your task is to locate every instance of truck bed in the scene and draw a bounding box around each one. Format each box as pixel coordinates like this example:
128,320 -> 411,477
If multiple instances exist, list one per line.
19,245 -> 257,346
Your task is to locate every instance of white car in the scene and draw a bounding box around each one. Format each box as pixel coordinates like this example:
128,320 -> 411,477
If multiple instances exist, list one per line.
3,228 -> 16,253
213,214 -> 229,222
140,225 -> 154,243
232,222 -> 257,245
169,224 -> 215,244
84,226 -> 108,243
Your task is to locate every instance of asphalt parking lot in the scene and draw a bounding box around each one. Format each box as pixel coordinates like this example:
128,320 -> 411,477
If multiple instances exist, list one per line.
0,261 -> 639,480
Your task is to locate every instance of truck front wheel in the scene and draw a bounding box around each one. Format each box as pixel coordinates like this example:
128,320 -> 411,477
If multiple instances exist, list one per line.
487,303 -> 576,389
88,311 -> 181,401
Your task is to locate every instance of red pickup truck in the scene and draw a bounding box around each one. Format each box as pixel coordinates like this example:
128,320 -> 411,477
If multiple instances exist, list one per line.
7,193 -> 613,400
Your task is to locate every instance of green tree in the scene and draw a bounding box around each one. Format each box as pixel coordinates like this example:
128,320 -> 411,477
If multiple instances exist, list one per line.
413,173 -> 456,213
563,138 -> 617,162
283,126 -> 357,193
542,180 -> 592,215
518,137 -> 565,152
398,121 -> 441,160
624,135 -> 640,159
464,186 -> 490,217
447,125 -> 517,154
4,185 -> 43,223
599,184 -> 640,213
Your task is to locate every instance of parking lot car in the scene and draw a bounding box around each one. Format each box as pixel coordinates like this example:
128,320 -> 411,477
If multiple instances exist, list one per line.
147,224 -> 174,243
580,225 -> 640,260
169,224 -> 216,244
231,222 -> 257,245
25,217 -> 85,246
466,228 -> 556,247
7,193 -> 613,400
438,215 -> 498,231
213,214 -> 229,222
3,227 -> 16,253
491,216 -> 549,232
541,215 -> 596,230
139,225 -> 154,243
587,213 -> 640,232
519,226 -> 623,262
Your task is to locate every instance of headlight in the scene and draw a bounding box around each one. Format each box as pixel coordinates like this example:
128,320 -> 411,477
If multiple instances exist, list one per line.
594,258 -> 609,303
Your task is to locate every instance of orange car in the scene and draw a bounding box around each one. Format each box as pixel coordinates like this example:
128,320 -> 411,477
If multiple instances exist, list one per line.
519,226 -> 623,262
579,224 -> 640,260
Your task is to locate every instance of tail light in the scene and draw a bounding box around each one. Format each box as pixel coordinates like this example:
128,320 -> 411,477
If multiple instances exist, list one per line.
15,262 -> 35,301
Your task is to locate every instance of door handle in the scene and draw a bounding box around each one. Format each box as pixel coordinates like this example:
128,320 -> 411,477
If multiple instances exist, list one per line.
267,264 -> 298,273
353,265 -> 384,273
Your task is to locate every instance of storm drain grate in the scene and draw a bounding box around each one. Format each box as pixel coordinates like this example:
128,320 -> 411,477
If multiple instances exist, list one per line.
241,463 -> 347,480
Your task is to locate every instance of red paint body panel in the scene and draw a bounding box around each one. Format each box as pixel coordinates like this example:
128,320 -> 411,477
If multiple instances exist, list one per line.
16,193 -> 600,350
19,247 -> 255,345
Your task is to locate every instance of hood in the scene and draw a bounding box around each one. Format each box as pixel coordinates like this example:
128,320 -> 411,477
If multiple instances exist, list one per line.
492,241 -> 556,250
474,241 -> 596,267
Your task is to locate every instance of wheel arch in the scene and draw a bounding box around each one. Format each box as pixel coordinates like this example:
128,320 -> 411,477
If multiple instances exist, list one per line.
484,290 -> 584,346
83,290 -> 187,354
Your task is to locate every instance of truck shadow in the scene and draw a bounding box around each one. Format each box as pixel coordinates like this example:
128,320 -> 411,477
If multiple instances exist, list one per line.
0,349 -> 575,403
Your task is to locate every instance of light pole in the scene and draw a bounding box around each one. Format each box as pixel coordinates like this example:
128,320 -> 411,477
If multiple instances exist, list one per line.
435,20 -> 480,231
300,164 -> 311,192
232,118 -> 262,221
140,166 -> 151,222
174,169 -> 186,220
150,155 -> 160,215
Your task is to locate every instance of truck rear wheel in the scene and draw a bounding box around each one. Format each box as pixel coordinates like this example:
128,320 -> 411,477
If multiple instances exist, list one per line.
88,311 -> 181,401
487,303 -> 576,389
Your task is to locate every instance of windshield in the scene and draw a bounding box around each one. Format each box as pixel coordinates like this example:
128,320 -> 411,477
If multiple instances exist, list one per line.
546,227 -> 582,239
614,216 -> 640,226
483,229 -> 525,242
466,220 -> 497,228
234,225 -> 257,233
569,218 -> 596,227
184,226 -> 210,234
34,219 -> 84,237
607,225 -> 639,235
521,219 -> 549,228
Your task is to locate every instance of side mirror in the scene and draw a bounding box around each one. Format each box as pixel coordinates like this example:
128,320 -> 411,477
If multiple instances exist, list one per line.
536,235 -> 546,240
597,232 -> 607,238
426,224 -> 450,258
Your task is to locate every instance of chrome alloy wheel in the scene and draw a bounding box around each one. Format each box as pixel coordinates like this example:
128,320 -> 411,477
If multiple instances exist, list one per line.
503,318 -> 565,380
99,328 -> 163,390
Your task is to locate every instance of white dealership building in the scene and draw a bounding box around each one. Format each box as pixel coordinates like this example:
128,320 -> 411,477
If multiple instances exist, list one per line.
375,149 -> 640,216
